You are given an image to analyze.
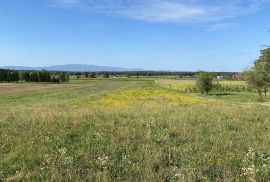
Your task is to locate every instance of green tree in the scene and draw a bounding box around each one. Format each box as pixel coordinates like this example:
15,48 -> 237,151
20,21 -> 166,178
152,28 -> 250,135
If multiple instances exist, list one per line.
24,72 -> 30,82
75,72 -> 81,78
196,72 -> 214,95
89,72 -> 96,78
51,76 -> 60,83
29,72 -> 38,82
257,48 -> 270,96
246,48 -> 270,98
83,72 -> 89,78
103,72 -> 109,78
245,65 -> 265,99
18,71 -> 26,81
58,72 -> 68,83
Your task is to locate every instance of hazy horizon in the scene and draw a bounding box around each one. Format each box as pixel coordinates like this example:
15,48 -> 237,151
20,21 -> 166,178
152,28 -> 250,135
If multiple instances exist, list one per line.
0,63 -> 243,72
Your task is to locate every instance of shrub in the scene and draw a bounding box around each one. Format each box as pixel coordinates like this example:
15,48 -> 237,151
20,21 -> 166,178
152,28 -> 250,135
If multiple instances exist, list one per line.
196,72 -> 214,95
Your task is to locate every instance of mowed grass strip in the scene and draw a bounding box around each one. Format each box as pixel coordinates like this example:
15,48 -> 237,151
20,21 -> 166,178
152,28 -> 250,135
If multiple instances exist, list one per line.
0,80 -> 143,106
0,83 -> 92,96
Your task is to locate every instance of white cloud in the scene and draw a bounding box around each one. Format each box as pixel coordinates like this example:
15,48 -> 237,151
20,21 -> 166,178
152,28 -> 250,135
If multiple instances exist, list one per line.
208,22 -> 236,31
50,0 -> 83,8
119,1 -> 206,22
48,0 -> 269,23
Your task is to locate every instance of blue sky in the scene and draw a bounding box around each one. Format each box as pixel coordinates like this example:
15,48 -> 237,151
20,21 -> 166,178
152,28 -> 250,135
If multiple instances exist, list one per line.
0,0 -> 270,71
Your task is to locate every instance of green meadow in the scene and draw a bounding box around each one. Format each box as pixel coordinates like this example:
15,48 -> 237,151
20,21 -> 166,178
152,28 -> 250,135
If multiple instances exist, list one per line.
1,79 -> 270,181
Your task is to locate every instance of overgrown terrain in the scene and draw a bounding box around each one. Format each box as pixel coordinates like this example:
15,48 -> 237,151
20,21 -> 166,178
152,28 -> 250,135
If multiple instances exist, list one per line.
1,79 -> 270,181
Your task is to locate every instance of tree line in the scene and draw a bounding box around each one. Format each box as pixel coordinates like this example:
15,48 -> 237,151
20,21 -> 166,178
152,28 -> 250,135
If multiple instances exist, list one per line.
0,69 -> 69,83
71,71 -> 237,79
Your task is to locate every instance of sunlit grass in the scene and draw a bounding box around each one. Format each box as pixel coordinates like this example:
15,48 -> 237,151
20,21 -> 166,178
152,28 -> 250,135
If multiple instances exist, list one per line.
1,80 -> 270,181
95,89 -> 208,110
157,79 -> 251,93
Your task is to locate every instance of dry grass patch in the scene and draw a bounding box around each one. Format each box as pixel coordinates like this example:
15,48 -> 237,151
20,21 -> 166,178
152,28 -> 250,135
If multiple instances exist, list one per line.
0,83 -> 91,96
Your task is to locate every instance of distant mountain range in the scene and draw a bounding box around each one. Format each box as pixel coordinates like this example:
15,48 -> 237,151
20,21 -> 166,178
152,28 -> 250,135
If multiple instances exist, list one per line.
1,64 -> 144,72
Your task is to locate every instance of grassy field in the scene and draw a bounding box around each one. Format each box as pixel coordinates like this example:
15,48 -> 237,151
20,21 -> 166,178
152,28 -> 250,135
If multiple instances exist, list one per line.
1,79 -> 270,181
156,79 -> 270,103
0,83 -> 91,96
157,79 -> 252,93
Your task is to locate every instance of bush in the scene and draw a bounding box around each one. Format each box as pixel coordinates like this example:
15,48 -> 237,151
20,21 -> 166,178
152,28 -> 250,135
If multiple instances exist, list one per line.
196,72 -> 214,95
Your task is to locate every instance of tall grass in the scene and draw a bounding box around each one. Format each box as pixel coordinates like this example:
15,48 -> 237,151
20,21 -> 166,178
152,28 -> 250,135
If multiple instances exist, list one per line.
157,80 -> 252,93
0,80 -> 270,181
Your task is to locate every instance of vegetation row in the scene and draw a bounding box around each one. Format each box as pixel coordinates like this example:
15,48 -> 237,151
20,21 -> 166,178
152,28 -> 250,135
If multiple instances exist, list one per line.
193,48 -> 270,99
0,70 -> 69,83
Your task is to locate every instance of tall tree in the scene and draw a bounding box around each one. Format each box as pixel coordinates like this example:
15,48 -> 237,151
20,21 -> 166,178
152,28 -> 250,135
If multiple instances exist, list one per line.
257,48 -> 270,96
246,48 -> 270,99
246,63 -> 267,99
